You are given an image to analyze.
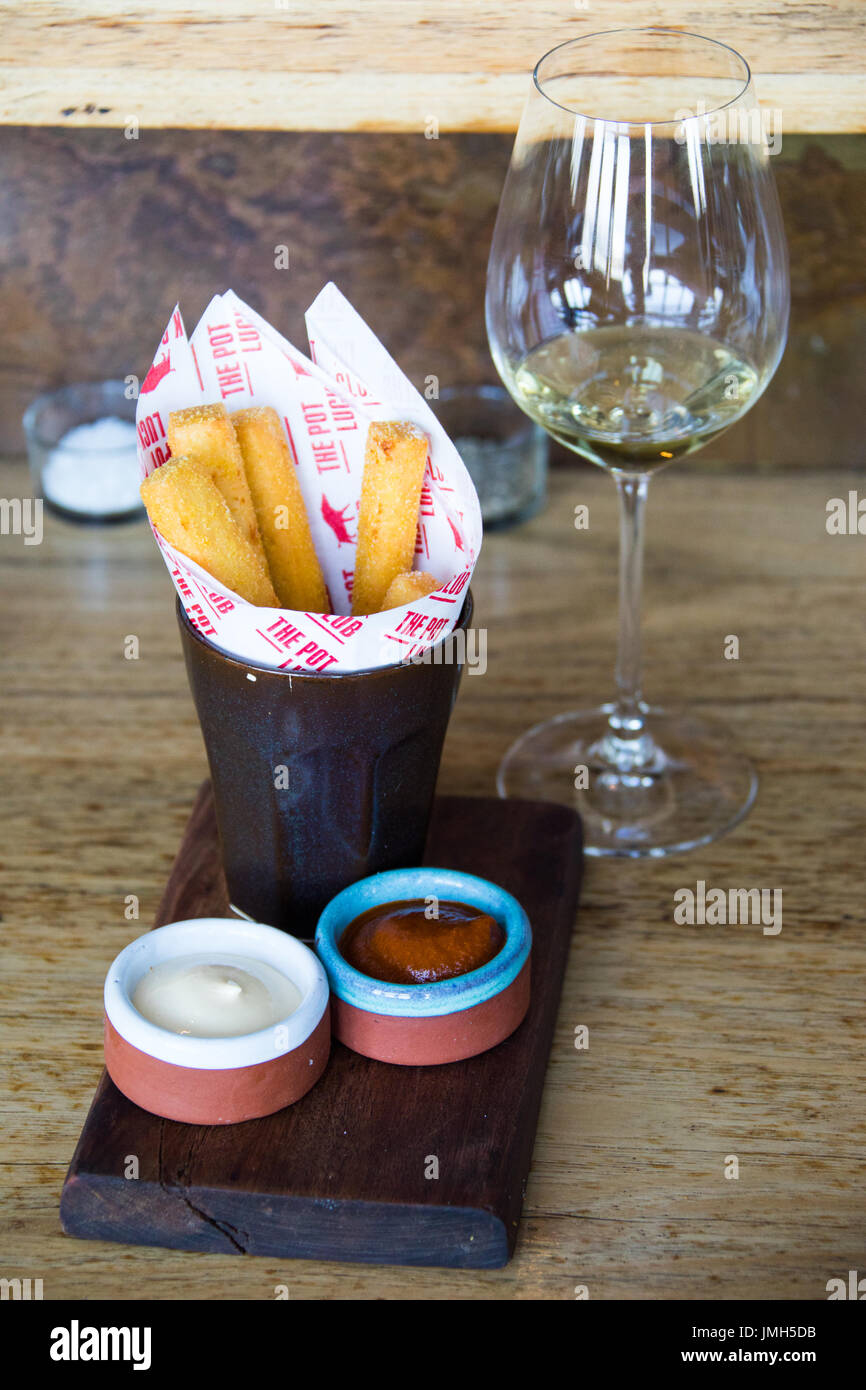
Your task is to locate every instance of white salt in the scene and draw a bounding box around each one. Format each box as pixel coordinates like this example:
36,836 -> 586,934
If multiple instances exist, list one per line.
42,416 -> 142,516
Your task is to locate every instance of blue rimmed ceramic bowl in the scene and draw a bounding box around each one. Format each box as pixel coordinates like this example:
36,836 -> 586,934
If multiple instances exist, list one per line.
315,867 -> 531,1065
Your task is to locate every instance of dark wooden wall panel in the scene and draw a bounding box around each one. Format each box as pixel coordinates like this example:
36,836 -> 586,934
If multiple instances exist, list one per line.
0,128 -> 863,468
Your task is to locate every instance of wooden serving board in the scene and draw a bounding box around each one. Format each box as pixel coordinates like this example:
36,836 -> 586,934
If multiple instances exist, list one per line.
60,785 -> 583,1268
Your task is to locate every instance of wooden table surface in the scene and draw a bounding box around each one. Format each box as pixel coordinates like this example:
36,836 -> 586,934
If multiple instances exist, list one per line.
1,458 -> 864,1300
3,1 -> 866,132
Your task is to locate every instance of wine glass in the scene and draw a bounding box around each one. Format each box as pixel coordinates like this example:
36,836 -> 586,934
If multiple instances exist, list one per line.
486,28 -> 789,856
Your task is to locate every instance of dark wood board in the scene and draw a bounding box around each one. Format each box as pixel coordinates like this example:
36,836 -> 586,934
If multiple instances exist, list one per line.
60,785 -> 583,1269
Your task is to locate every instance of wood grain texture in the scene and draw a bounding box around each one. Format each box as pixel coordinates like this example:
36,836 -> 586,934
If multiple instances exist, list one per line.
1,461 -> 864,1298
60,788 -> 583,1267
1,2 -> 865,131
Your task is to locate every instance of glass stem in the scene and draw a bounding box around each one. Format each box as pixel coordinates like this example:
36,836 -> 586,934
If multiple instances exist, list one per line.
609,472 -> 650,740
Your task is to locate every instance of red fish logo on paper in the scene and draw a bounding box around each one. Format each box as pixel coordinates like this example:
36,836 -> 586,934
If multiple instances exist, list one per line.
321,494 -> 355,546
141,352 -> 174,395
447,515 -> 466,553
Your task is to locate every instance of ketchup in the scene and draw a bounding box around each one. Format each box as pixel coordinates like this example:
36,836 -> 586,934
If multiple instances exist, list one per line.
339,899 -> 505,985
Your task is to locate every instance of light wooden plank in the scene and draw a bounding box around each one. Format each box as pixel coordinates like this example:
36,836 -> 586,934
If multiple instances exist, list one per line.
3,71 -> 863,135
0,2 -> 864,130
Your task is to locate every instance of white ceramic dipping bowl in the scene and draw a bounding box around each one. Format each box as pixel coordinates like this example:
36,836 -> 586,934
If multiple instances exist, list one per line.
104,917 -> 330,1124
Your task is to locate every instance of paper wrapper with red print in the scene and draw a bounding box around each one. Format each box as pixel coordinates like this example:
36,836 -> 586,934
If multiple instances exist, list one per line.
136,285 -> 481,672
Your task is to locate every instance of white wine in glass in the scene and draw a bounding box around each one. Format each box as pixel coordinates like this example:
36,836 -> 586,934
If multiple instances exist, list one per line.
486,28 -> 790,856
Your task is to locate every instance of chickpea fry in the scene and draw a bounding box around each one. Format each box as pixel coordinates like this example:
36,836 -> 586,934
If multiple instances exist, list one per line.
140,456 -> 278,607
379,571 -> 439,612
232,406 -> 329,612
351,421 -> 429,616
167,403 -> 266,562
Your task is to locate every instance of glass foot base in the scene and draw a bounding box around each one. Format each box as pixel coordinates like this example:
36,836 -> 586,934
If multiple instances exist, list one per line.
496,705 -> 757,857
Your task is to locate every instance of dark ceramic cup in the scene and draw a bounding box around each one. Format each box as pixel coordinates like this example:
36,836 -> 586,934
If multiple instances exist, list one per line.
178,592 -> 473,937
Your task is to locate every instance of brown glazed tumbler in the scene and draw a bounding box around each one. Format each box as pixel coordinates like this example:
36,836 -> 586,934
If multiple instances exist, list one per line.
178,592 -> 473,937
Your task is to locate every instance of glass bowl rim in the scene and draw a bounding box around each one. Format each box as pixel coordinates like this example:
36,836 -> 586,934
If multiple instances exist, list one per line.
434,384 -> 539,446
22,379 -> 139,452
532,27 -> 753,128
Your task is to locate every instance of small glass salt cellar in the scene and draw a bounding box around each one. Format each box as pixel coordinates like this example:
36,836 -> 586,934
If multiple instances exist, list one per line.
433,385 -> 547,529
23,380 -> 144,523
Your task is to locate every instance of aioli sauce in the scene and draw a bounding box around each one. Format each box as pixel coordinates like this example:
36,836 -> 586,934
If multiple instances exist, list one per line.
339,899 -> 505,985
131,952 -> 302,1037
